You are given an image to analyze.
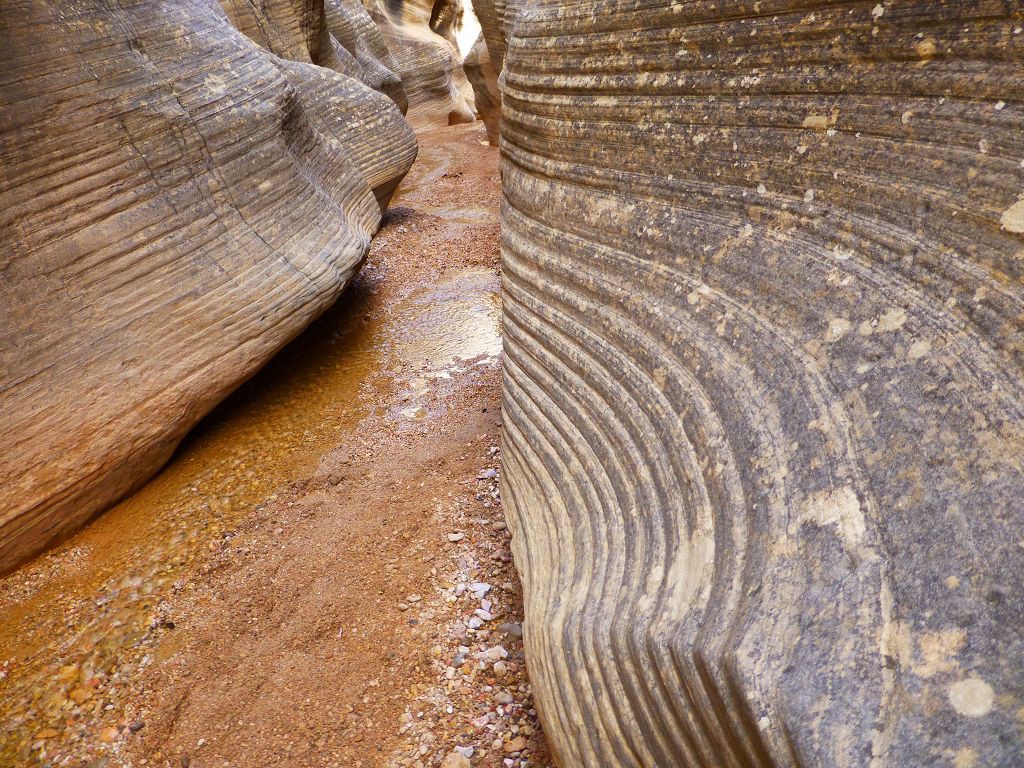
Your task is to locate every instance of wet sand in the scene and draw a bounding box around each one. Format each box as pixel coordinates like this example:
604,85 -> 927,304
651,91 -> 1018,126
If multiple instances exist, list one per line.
0,123 -> 550,768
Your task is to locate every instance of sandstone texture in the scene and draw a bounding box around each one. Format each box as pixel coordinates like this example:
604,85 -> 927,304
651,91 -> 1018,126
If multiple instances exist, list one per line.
462,0 -> 516,140
365,0 -> 477,126
0,0 -> 416,573
464,33 -> 500,145
221,0 -> 410,110
325,0 -> 410,109
498,2 -> 1024,766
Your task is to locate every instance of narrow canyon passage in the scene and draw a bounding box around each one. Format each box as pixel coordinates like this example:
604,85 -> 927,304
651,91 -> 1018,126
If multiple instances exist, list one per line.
0,123 -> 550,768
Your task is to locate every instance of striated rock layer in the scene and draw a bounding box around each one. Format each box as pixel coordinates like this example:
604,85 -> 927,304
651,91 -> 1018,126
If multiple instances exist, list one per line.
462,0 -> 519,137
220,0 -> 410,110
0,0 -> 416,573
365,0 -> 476,126
325,0 -> 409,109
499,2 -> 1024,766
464,32 -> 500,145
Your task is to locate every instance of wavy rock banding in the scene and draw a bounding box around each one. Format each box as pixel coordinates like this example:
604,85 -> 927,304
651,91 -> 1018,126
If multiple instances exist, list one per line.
0,0 -> 416,573
464,32 -> 500,145
365,0 -> 477,126
325,0 -> 409,109
461,0 -> 518,138
499,2 -> 1024,766
220,0 -> 410,110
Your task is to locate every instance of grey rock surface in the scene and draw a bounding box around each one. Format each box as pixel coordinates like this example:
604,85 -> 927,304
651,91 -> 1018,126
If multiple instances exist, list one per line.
0,0 -> 416,572
498,2 -> 1024,766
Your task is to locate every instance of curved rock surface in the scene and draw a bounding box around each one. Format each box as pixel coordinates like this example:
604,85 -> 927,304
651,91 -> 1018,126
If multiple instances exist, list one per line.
461,0 -> 520,133
325,0 -> 409,109
0,0 -> 416,573
499,2 -> 1024,766
464,33 -> 499,145
220,0 -> 410,110
365,0 -> 476,126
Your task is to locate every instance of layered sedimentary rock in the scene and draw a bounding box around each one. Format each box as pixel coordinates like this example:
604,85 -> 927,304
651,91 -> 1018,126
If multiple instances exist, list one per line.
325,0 -> 409,109
219,0 -> 409,110
461,0 -> 517,136
365,0 -> 476,126
0,0 -> 416,572
219,0 -> 339,65
500,2 -> 1024,766
464,33 -> 499,145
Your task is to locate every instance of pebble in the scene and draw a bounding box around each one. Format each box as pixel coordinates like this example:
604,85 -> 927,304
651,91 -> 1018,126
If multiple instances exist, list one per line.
441,751 -> 472,768
478,468 -> 498,479
470,582 -> 491,599
481,646 -> 508,662
447,532 -> 465,543
69,686 -> 93,704
493,661 -> 508,678
504,735 -> 527,753
500,622 -> 523,639
98,725 -> 120,743
128,720 -> 145,733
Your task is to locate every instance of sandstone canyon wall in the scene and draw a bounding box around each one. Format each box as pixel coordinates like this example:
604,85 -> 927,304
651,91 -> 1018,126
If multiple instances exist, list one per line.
463,33 -> 500,145
0,0 -> 417,573
220,0 -> 411,112
462,0 -> 518,141
498,1 -> 1024,766
365,0 -> 477,126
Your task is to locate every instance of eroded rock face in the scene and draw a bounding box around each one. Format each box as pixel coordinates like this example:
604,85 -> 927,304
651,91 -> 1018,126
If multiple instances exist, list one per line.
365,0 -> 476,126
325,0 -> 409,109
464,33 -> 499,145
499,2 -> 1024,766
0,0 -> 416,572
219,0 -> 410,110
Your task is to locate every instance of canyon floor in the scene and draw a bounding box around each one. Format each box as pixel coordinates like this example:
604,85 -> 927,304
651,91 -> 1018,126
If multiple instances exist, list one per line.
0,122 -> 552,768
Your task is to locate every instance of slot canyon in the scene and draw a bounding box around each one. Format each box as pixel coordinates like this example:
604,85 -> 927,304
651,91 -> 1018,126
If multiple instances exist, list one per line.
1,1 -> 1022,767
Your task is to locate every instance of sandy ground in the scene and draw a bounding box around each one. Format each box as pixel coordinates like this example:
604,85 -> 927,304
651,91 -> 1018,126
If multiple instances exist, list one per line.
120,124 -> 552,768
3,123 -> 551,768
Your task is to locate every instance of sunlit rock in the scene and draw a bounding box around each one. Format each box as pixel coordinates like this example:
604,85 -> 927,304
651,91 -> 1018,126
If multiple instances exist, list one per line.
464,33 -> 499,145
365,0 -> 476,126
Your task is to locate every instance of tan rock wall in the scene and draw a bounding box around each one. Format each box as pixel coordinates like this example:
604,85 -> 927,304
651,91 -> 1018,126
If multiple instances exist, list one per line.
365,0 -> 477,126
219,0 -> 410,111
326,0 -> 409,110
464,33 -> 499,145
